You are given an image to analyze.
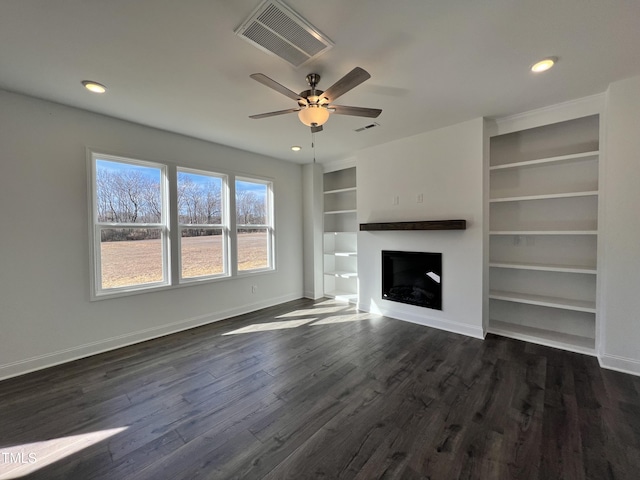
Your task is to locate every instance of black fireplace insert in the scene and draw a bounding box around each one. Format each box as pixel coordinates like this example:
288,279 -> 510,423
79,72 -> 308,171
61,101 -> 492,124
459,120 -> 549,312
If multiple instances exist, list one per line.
382,250 -> 442,310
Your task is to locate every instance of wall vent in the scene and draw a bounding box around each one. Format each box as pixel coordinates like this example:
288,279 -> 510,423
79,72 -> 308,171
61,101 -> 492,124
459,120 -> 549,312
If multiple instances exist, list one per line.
354,122 -> 381,133
235,0 -> 334,68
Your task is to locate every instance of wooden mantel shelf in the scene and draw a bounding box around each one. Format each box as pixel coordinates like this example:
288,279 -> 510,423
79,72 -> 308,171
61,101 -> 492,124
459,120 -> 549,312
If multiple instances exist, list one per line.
360,220 -> 466,231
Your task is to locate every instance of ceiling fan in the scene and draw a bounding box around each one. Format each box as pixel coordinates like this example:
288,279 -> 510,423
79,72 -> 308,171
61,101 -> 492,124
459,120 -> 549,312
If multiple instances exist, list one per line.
248,67 -> 382,133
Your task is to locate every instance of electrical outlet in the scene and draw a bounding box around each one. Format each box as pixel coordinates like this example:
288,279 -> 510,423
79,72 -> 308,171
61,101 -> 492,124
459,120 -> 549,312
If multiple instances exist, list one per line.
251,285 -> 257,294
417,193 -> 424,203
392,195 -> 399,205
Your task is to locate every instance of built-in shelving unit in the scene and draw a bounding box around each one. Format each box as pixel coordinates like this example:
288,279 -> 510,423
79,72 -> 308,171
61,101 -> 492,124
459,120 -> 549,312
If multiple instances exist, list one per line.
488,114 -> 600,354
323,166 -> 358,303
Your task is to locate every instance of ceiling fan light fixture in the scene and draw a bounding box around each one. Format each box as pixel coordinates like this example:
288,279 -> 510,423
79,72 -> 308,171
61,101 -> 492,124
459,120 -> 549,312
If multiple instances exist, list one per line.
298,105 -> 330,127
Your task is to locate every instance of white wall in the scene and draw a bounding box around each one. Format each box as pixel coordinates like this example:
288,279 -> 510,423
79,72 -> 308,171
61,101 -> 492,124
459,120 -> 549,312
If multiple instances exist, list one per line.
600,75 -> 640,375
302,163 -> 324,299
356,118 -> 486,338
0,90 -> 303,380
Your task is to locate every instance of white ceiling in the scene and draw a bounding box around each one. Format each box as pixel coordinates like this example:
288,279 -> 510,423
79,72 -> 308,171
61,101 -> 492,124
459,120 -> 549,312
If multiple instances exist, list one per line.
1,0 -> 639,164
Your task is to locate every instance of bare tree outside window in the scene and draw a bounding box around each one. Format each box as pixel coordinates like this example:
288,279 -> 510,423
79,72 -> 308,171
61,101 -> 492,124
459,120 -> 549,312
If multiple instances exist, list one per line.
236,179 -> 272,271
178,170 -> 226,279
95,158 -> 166,290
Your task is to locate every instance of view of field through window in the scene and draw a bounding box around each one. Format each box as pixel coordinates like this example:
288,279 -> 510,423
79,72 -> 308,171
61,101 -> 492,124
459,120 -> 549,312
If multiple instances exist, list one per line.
95,159 -> 271,290
100,232 -> 268,288
178,170 -> 225,280
236,179 -> 271,272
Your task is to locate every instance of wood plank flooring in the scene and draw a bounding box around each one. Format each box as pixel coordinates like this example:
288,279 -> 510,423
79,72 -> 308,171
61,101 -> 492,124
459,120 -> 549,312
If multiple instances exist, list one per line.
1,298 -> 639,479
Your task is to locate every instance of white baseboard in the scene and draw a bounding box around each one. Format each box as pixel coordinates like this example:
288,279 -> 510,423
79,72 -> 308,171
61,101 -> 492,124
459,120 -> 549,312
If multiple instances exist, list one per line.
0,293 -> 301,382
357,302 -> 485,340
303,290 -> 324,300
598,353 -> 640,377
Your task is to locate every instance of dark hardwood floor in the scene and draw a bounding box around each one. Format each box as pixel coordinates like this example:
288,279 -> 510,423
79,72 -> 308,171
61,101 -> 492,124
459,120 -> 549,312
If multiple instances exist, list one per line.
1,298 -> 639,479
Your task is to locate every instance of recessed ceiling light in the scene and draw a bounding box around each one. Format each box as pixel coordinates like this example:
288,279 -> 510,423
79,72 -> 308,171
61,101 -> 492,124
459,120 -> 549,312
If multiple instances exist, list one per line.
531,57 -> 557,73
291,146 -> 302,152
82,80 -> 107,93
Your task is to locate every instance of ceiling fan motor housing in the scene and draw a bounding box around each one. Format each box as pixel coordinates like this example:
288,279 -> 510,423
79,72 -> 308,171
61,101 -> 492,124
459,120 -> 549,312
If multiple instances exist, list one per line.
298,89 -> 325,106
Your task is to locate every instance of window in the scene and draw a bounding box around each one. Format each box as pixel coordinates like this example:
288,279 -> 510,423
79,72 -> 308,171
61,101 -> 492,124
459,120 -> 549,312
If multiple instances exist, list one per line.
89,152 -> 275,298
236,178 -> 274,272
91,154 -> 169,295
178,168 -> 228,281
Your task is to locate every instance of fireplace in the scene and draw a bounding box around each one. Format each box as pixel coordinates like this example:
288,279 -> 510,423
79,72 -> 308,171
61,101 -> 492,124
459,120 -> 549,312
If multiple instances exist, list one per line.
382,250 -> 442,310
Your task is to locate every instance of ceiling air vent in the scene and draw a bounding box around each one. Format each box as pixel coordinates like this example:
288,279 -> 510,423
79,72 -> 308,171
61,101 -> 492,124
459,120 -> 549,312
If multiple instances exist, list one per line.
235,0 -> 334,68
355,122 -> 380,133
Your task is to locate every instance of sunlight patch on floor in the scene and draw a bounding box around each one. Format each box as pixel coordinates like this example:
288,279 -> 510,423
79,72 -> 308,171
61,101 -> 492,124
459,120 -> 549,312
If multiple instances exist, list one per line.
314,299 -> 343,306
222,319 -> 316,335
0,427 -> 128,479
310,312 -> 378,326
276,306 -> 352,318
222,300 -> 376,335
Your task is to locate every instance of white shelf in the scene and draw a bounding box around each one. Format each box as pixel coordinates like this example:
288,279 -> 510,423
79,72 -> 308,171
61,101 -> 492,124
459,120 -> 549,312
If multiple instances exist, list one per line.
324,271 -> 358,278
325,251 -> 357,257
489,262 -> 597,274
324,167 -> 356,192
324,187 -> 357,195
325,291 -> 358,304
489,191 -> 598,203
489,290 -> 596,313
488,320 -> 595,355
324,231 -> 357,235
324,209 -> 357,215
490,230 -> 598,236
489,150 -> 599,171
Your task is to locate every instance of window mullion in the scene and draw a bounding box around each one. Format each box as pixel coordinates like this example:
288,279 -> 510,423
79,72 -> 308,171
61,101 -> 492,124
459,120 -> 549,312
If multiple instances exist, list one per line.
167,165 -> 179,286
229,175 -> 238,276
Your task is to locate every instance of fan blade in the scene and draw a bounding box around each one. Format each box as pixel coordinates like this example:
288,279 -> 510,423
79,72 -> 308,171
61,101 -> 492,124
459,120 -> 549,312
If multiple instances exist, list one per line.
320,67 -> 371,103
311,125 -> 323,133
250,73 -> 304,102
249,108 -> 300,119
331,105 -> 382,118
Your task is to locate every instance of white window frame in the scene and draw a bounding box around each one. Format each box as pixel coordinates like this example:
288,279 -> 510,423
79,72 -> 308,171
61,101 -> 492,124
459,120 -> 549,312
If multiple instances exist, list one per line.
89,152 -> 170,299
177,167 -> 230,283
88,151 -> 278,300
235,176 -> 275,274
